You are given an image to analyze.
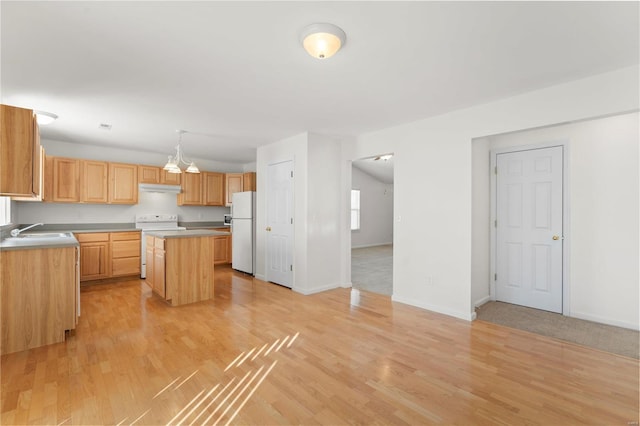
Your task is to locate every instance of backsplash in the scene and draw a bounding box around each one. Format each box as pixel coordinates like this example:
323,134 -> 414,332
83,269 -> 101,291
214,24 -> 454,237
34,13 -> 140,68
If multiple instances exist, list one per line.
15,191 -> 230,224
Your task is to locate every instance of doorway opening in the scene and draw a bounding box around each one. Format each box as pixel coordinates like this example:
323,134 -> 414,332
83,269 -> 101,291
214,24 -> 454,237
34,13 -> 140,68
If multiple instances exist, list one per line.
351,154 -> 394,296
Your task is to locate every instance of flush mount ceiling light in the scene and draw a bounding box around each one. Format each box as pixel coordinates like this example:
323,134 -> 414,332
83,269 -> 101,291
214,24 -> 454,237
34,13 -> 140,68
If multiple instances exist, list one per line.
163,130 -> 200,174
300,23 -> 346,59
34,110 -> 58,125
374,154 -> 393,161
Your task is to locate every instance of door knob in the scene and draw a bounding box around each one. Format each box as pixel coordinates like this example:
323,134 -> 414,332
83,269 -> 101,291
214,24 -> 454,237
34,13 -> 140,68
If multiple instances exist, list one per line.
266,227 -> 271,232
552,235 -> 560,240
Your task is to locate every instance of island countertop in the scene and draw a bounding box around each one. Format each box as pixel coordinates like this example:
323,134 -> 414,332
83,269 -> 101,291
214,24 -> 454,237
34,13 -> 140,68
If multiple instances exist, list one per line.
144,229 -> 229,239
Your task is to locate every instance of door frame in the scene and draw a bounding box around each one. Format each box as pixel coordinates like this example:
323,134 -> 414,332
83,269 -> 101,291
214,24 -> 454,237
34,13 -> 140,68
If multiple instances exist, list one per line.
489,140 -> 571,315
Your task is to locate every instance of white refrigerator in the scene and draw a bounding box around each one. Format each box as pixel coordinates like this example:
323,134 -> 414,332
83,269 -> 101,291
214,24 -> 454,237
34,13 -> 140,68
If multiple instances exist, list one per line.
231,191 -> 256,274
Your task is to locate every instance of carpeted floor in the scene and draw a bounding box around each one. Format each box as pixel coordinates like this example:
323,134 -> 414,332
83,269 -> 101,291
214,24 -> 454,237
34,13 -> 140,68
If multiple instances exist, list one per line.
351,244 -> 393,296
476,301 -> 640,359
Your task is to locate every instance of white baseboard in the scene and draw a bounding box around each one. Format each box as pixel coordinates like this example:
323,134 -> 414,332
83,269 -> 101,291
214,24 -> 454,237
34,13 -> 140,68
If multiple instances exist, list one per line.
391,295 -> 474,322
351,242 -> 393,249
255,273 -> 266,281
569,310 -> 639,331
293,282 -> 340,295
341,281 -> 352,288
474,295 -> 491,308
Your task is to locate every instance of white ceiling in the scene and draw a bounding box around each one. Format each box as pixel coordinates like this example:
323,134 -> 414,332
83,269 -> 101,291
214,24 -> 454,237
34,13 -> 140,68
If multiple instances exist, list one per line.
353,155 -> 394,184
2,2 -> 638,164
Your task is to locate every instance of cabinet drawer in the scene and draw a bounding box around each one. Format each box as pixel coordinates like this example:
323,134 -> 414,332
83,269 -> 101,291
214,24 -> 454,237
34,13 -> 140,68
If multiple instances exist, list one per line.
112,257 -> 140,276
110,231 -> 141,241
75,232 -> 109,243
154,238 -> 165,249
112,240 -> 140,258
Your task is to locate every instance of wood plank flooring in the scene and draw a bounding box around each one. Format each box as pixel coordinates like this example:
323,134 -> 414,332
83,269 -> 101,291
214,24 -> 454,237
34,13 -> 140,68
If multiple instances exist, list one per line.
2,266 -> 638,425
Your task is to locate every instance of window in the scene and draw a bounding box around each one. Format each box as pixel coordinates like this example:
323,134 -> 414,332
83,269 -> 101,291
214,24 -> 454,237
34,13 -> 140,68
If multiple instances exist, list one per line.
350,189 -> 360,231
0,197 -> 11,226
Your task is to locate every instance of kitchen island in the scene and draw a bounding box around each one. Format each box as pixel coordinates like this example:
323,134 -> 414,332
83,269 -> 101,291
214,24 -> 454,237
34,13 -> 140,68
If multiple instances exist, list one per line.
0,232 -> 80,355
145,229 -> 228,306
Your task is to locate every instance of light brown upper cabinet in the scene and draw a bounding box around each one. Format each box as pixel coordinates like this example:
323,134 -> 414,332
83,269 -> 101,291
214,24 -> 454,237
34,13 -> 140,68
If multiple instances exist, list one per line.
51,157 -> 81,202
225,173 -> 244,206
109,163 -> 138,204
177,172 -> 202,206
243,172 -> 256,192
203,172 -> 225,206
161,169 -> 181,185
81,160 -> 108,203
1,104 -> 42,198
138,165 -> 161,184
138,165 -> 181,186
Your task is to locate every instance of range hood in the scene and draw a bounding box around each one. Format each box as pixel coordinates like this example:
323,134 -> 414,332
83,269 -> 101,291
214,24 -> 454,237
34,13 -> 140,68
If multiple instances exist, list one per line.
138,183 -> 182,194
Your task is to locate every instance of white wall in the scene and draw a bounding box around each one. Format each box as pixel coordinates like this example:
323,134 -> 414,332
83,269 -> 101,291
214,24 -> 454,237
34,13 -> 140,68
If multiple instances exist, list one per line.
471,137 -> 491,307
255,132 -> 348,295
472,112 -> 639,329
306,134 -> 344,292
345,65 -> 639,322
255,132 -> 308,288
351,166 -> 393,248
15,138 -> 245,224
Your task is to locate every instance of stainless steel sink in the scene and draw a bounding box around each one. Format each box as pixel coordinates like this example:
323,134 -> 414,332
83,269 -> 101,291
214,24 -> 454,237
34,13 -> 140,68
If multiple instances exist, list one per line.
2,232 -> 75,246
17,233 -> 71,239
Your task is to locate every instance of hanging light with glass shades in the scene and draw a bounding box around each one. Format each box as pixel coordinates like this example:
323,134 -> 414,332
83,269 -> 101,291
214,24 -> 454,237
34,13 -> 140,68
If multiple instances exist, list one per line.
163,130 -> 200,174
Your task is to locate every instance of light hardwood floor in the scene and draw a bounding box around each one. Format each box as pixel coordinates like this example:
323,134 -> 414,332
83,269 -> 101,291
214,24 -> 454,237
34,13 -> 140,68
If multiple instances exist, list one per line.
2,266 -> 638,425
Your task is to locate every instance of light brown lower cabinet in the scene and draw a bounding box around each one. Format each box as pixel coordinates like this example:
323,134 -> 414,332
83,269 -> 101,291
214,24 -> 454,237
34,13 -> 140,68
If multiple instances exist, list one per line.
111,231 -> 141,277
77,233 -> 110,280
1,246 -> 78,355
145,235 -> 214,306
77,231 -> 141,282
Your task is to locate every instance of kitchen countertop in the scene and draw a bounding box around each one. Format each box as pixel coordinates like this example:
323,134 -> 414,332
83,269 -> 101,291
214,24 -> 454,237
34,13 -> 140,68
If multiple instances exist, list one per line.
145,229 -> 229,238
33,223 -> 138,233
179,221 -> 226,228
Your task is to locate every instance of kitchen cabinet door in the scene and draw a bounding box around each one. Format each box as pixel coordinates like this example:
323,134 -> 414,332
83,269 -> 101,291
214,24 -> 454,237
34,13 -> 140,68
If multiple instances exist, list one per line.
81,160 -> 109,203
213,235 -> 230,264
178,172 -> 203,205
138,165 -> 160,184
0,104 -> 38,197
243,172 -> 256,192
203,172 -> 225,206
52,157 -> 81,202
153,247 -> 166,299
1,247 -> 77,355
160,169 -> 181,185
225,173 -> 244,206
109,162 -> 138,204
79,242 -> 109,281
146,245 -> 155,289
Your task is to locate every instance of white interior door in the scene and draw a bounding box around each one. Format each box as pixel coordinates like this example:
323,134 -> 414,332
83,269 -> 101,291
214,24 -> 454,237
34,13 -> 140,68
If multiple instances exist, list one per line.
496,146 -> 563,313
266,160 -> 293,288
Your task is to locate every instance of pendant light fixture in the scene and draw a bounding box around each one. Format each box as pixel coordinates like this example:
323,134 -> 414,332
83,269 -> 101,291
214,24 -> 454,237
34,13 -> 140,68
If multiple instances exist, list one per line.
300,23 -> 346,59
163,130 -> 200,174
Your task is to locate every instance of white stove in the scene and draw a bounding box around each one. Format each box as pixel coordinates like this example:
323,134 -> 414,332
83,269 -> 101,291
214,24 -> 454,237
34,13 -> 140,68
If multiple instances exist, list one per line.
135,214 -> 186,278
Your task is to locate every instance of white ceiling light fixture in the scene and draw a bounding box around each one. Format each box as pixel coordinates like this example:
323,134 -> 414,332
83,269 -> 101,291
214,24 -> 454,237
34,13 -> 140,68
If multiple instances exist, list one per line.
163,130 -> 200,174
34,110 -> 58,125
300,23 -> 346,60
374,154 -> 393,161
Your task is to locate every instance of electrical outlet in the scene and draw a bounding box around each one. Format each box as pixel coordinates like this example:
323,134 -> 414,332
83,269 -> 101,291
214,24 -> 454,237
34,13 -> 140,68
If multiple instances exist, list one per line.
426,276 -> 433,286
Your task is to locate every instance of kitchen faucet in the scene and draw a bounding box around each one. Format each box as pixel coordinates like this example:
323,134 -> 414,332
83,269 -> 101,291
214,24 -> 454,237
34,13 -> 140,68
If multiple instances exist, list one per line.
10,223 -> 44,237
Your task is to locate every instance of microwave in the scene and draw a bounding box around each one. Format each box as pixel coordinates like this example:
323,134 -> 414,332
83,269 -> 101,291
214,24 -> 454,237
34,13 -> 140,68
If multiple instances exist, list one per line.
223,214 -> 232,226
